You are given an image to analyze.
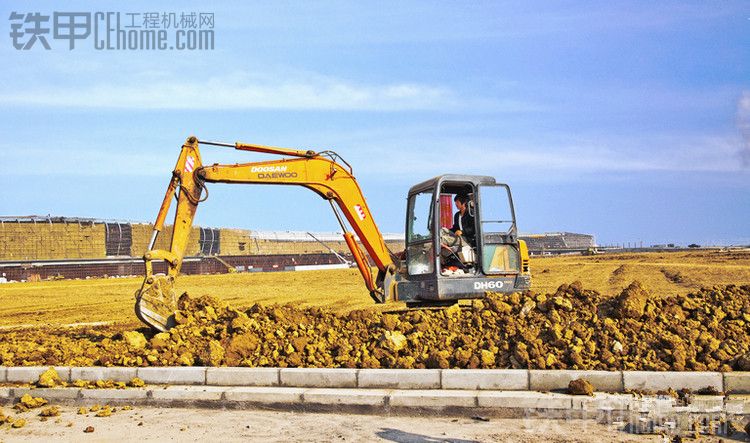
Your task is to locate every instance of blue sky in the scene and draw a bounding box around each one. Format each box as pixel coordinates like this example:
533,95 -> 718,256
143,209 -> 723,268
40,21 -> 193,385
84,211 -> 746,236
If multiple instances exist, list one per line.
1,1 -> 748,246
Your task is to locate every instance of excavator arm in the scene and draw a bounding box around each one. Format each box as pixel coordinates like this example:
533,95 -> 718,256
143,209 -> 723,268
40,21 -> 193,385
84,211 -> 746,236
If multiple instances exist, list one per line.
135,136 -> 397,331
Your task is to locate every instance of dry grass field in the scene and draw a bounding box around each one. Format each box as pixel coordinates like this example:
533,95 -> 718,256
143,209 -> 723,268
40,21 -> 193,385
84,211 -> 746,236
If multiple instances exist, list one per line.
529,249 -> 750,295
0,250 -> 748,328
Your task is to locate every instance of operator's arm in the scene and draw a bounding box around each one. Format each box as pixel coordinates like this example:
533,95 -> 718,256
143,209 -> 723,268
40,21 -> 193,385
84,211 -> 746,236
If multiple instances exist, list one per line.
461,212 -> 475,241
450,212 -> 460,233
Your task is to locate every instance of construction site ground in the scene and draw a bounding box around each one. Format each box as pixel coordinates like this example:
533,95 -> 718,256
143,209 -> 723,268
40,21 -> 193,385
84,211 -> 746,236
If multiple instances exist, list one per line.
0,250 -> 749,440
1,405 -> 675,443
1,250 -> 748,328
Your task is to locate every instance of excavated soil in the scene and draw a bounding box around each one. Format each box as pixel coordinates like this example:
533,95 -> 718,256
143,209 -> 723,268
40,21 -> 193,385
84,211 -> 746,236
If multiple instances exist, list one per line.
0,282 -> 749,371
568,378 -> 595,395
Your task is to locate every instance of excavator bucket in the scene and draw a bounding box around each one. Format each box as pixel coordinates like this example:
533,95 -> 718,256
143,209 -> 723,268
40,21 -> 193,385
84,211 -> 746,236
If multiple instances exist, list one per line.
134,275 -> 178,332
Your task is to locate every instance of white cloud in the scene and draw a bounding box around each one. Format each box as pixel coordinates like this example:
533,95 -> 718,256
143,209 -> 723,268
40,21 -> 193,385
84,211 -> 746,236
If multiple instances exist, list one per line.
4,133 -> 746,179
346,133 -> 750,179
0,71 -> 485,112
0,49 -> 542,112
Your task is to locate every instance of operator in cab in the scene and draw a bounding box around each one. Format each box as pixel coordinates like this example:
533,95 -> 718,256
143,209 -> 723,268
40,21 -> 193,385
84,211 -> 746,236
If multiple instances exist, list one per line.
439,193 -> 476,274
451,194 -> 475,247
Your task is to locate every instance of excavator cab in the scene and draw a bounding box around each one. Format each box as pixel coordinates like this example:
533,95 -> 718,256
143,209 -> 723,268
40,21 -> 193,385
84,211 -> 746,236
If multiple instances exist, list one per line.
396,175 -> 531,305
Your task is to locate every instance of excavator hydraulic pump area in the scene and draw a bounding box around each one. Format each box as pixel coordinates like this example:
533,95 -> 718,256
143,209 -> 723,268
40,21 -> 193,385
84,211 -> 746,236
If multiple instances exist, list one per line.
135,136 -> 531,331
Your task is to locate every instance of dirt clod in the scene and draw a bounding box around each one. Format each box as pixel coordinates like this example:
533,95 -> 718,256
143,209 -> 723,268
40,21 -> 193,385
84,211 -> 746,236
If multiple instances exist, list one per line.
568,378 -> 595,395
129,377 -> 146,387
615,282 -> 649,319
95,405 -> 113,417
37,367 -> 63,388
736,352 -> 750,371
14,394 -> 48,411
122,331 -> 147,349
39,406 -> 60,417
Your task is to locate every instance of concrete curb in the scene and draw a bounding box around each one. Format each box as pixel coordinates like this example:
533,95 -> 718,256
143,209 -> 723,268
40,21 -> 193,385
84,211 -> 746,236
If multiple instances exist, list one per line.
442,369 -> 527,390
622,371 -> 724,392
724,373 -> 750,394
136,367 -> 206,385
206,367 -> 278,386
224,386 -> 304,404
280,368 -> 356,388
71,367 -> 137,383
529,370 -> 623,392
358,369 -> 440,389
1,367 -> 748,393
6,366 -> 71,384
0,385 -> 747,416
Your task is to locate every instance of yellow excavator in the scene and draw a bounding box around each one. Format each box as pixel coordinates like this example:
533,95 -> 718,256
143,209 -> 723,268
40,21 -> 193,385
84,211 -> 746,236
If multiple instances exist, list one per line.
135,136 -> 531,331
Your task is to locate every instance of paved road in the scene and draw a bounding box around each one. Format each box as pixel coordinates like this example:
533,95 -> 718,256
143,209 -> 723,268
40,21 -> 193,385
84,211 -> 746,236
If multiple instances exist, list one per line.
0,405 -> 680,442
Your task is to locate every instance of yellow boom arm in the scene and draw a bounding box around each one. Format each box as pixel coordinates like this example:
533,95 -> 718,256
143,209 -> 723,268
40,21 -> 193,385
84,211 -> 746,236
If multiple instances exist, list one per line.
135,136 -> 397,331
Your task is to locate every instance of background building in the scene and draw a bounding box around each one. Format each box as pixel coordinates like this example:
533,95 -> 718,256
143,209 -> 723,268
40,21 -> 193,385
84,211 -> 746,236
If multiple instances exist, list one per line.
0,215 -> 595,280
519,232 -> 596,254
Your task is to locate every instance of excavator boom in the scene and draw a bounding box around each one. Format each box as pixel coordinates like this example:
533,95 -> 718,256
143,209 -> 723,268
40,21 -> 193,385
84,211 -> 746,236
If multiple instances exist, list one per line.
135,136 -> 396,331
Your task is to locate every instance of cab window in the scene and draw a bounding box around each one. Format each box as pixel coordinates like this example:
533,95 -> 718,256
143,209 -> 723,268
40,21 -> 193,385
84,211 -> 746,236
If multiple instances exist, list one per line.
406,191 -> 435,275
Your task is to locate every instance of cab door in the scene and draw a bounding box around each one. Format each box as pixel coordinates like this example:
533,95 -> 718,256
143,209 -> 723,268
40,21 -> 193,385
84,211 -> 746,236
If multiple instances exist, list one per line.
476,184 -> 521,275
405,189 -> 437,277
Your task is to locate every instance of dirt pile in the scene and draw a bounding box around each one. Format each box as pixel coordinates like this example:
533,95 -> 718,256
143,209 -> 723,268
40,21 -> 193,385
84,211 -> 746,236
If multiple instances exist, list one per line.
0,282 -> 749,371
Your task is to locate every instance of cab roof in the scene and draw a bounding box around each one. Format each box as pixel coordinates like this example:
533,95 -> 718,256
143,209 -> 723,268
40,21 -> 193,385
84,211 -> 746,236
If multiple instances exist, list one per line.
408,174 -> 501,195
